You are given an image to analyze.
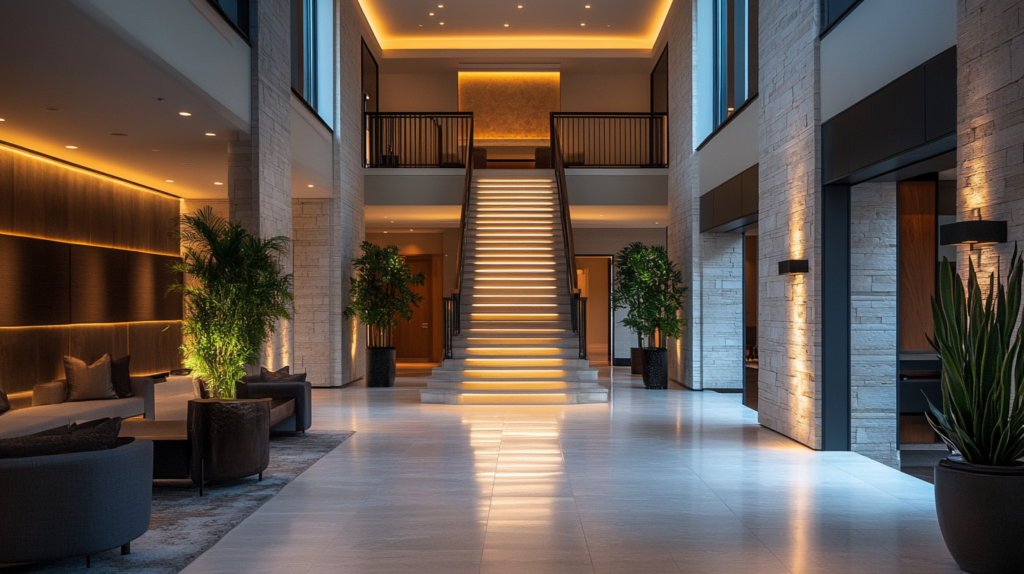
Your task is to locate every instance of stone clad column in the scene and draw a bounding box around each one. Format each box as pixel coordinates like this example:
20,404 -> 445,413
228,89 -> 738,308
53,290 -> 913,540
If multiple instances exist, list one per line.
957,0 -> 1024,281
756,0 -> 822,449
228,0 -> 294,371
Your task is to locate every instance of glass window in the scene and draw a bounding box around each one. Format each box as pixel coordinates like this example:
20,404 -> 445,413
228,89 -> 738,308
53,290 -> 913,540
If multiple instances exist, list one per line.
821,0 -> 862,35
207,0 -> 249,40
291,0 -> 334,127
712,0 -> 758,129
651,46 -> 668,115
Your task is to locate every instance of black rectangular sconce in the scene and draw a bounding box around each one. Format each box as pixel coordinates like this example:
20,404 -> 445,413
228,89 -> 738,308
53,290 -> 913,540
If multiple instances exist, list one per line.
939,207 -> 1008,246
939,220 -> 1007,246
778,259 -> 809,275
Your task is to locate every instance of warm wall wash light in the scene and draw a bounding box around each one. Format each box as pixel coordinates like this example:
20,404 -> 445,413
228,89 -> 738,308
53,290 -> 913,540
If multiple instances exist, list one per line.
778,259 -> 809,275
179,112 -> 191,116
205,132 -> 216,136
940,209 -> 1007,246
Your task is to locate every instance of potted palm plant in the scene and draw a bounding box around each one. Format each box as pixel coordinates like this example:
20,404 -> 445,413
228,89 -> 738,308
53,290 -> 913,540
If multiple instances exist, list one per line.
170,207 -> 294,399
169,208 -> 293,491
344,241 -> 424,387
613,243 -> 687,388
927,251 -> 1024,574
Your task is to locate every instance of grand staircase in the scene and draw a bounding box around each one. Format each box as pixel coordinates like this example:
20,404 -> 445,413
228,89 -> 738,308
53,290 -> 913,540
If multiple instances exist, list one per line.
420,169 -> 608,405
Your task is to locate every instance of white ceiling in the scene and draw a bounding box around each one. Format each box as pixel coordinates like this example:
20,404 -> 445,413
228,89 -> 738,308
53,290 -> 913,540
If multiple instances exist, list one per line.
360,0 -> 674,52
0,0 -> 236,199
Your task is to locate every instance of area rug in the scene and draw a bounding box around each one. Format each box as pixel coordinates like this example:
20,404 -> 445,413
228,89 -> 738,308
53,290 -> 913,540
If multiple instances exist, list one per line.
2,431 -> 354,573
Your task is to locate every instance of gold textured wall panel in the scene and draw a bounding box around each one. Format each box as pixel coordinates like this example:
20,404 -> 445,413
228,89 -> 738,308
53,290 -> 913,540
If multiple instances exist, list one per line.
458,72 -> 560,142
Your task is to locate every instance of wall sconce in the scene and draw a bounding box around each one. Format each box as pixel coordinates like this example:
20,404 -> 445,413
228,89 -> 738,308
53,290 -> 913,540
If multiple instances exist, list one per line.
940,208 -> 1007,246
778,259 -> 809,275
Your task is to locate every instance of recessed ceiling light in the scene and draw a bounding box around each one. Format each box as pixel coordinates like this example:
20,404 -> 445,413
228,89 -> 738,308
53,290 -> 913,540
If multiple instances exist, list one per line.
585,4 -> 591,7
0,118 -> 5,122
384,231 -> 388,234
307,184 -> 314,187
439,22 -> 444,25
580,22 -> 586,26
165,179 -> 174,183
504,23 -> 509,27
111,132 -> 128,136
178,111 -> 192,116
438,4 -> 443,7
205,132 -> 216,136
214,182 -> 223,185
429,12 -> 434,15
518,4 -> 523,7
43,107 -> 60,112
390,221 -> 394,223
65,145 -> 78,149
419,24 -> 423,26
410,228 -> 414,231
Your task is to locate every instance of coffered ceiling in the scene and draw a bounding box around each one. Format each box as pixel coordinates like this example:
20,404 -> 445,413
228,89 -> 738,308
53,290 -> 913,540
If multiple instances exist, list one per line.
359,0 -> 674,53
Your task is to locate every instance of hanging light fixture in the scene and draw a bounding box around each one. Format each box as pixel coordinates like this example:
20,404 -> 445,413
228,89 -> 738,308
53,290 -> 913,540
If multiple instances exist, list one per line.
939,208 -> 1007,246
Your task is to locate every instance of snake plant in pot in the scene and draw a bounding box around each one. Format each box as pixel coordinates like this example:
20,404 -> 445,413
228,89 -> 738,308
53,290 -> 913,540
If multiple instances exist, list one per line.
612,243 -> 687,388
344,241 -> 424,387
927,251 -> 1024,574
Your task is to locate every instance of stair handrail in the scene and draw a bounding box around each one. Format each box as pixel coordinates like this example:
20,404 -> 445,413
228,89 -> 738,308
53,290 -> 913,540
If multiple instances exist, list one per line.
551,113 -> 586,359
443,114 -> 473,359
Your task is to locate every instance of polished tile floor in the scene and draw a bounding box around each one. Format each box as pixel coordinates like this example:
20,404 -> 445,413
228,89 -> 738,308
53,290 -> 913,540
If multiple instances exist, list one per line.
182,368 -> 958,574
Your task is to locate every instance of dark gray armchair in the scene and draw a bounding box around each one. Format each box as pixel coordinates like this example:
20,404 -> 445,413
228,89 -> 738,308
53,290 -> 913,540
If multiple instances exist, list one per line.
236,380 -> 312,433
0,439 -> 153,567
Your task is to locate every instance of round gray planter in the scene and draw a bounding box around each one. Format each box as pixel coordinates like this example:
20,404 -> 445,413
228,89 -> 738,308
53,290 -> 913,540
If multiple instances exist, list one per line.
934,457 -> 1024,574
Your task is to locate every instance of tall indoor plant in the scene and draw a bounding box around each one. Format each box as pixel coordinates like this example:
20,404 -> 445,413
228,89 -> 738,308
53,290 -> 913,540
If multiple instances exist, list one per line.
344,241 -> 424,387
927,252 -> 1024,574
612,243 -> 688,388
613,242 -> 653,374
170,207 -> 294,399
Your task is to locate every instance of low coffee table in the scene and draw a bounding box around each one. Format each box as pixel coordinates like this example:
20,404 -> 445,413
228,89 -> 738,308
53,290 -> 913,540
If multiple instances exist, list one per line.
119,398 -> 295,480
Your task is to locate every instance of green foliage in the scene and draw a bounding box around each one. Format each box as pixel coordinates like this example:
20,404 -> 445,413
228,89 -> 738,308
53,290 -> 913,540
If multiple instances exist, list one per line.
343,241 -> 425,348
168,208 -> 293,400
927,250 -> 1024,466
611,242 -> 688,348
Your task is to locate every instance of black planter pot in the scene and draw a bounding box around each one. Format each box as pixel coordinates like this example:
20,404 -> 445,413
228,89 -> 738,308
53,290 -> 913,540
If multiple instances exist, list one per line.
630,347 -> 645,375
935,457 -> 1024,574
366,347 -> 396,387
641,347 -> 668,389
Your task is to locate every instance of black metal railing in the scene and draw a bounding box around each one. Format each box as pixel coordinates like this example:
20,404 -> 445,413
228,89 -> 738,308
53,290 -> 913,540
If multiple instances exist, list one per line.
442,293 -> 459,360
441,117 -> 475,359
551,121 -> 587,360
365,112 -> 473,168
550,112 -> 669,168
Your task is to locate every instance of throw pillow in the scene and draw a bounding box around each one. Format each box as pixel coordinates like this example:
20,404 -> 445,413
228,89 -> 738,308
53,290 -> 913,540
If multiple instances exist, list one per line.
0,417 -> 122,459
260,366 -> 307,382
64,354 -> 117,402
26,424 -> 73,437
110,355 -> 133,398
0,386 -> 9,415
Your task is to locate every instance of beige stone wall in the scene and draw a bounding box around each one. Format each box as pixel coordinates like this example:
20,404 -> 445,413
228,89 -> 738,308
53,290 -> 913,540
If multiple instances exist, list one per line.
756,0 -> 823,449
658,0 -> 700,388
957,0 -> 1024,283
849,182 -> 898,467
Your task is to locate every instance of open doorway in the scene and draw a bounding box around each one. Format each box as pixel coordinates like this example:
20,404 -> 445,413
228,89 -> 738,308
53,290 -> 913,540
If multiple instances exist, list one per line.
743,230 -> 758,411
576,256 -> 612,365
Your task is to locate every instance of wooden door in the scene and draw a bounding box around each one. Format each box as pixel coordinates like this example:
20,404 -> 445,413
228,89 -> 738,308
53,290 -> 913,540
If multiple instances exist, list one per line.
393,255 -> 433,361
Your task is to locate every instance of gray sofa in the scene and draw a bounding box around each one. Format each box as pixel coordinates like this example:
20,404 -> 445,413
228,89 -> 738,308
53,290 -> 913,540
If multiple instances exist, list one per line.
0,377 -> 156,439
0,438 -> 154,566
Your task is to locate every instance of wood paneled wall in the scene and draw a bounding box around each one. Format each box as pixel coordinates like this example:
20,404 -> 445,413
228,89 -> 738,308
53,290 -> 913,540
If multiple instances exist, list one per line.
898,181 -> 937,351
0,143 -> 180,254
0,143 -> 184,397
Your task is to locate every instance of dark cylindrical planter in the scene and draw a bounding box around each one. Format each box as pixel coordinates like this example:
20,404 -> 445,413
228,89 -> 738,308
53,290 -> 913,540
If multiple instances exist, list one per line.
630,347 -> 645,375
367,347 -> 396,387
641,347 -> 668,389
188,399 -> 270,485
935,457 -> 1024,574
